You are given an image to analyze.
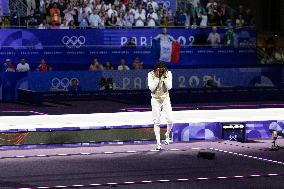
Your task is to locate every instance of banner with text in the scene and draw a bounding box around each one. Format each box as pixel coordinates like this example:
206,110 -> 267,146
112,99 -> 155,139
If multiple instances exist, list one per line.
0,28 -> 256,70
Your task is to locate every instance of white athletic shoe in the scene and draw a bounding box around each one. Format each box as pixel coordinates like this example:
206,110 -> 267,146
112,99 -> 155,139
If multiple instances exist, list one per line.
155,143 -> 162,150
165,133 -> 171,145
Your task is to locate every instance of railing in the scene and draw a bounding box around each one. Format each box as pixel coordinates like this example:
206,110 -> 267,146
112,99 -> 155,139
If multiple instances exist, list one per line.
0,24 -> 256,30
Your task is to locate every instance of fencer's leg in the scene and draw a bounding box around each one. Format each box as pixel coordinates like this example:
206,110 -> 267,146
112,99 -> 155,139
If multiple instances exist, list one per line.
151,98 -> 162,149
163,98 -> 174,144
164,122 -> 173,145
154,124 -> 161,149
165,122 -> 174,144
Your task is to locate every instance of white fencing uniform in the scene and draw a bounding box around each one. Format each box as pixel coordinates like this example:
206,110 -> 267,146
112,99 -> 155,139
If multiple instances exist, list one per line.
148,70 -> 173,146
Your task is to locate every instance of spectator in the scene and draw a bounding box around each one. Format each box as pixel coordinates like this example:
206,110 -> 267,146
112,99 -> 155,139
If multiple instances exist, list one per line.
157,2 -> 165,13
79,17 -> 89,28
194,0 -> 207,27
116,12 -> 124,27
204,76 -> 218,88
2,59 -> 15,72
118,58 -> 130,70
106,78 -> 114,90
107,4 -> 117,18
260,55 -> 275,64
274,47 -> 284,64
167,8 -> 175,26
50,3 -> 61,25
154,28 -> 175,44
216,3 -> 230,26
68,78 -> 82,92
107,13 -> 118,26
99,77 -> 107,90
69,20 -> 77,29
147,0 -> 158,12
39,0 -> 47,22
59,0 -> 68,17
134,5 -> 146,26
132,57 -> 143,69
119,0 -> 126,10
13,0 -> 254,28
125,37 -> 137,48
206,0 -> 217,25
235,14 -> 244,28
224,27 -> 237,47
99,77 -> 113,90
175,8 -> 186,26
160,12 -> 169,27
27,0 -> 36,16
104,61 -> 114,70
137,0 -> 147,11
123,8 -> 134,27
207,26 -> 220,47
37,58 -> 52,72
146,3 -> 153,14
16,58 -> 30,72
184,8 -> 192,28
83,3 -> 93,18
89,10 -> 102,27
146,7 -> 158,27
89,58 -> 104,71
72,8 -> 80,26
127,2 -> 136,15
63,6 -> 75,26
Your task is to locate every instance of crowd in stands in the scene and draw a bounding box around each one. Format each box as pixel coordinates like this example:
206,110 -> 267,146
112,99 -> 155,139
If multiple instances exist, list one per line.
2,58 -> 30,73
89,56 -> 143,71
2,0 -> 254,28
260,46 -> 284,64
1,58 -> 51,72
258,34 -> 284,64
1,56 -> 143,72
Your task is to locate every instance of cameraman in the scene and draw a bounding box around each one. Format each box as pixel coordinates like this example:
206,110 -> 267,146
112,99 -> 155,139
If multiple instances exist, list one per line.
148,62 -> 174,150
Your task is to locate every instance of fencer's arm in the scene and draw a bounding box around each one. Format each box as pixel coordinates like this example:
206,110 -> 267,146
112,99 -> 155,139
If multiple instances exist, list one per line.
153,34 -> 162,40
163,71 -> 172,90
148,72 -> 160,92
169,35 -> 175,42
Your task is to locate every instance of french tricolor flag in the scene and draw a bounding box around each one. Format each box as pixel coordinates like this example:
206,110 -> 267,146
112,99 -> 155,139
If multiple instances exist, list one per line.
152,39 -> 180,64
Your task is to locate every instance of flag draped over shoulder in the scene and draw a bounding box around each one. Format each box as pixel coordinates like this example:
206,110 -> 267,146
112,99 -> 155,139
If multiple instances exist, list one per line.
151,39 -> 161,60
151,39 -> 180,64
171,41 -> 180,64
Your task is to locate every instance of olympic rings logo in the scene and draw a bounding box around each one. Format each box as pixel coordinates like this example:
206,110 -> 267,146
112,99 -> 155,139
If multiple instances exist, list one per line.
61,36 -> 86,48
157,0 -> 171,9
51,77 -> 80,91
163,1 -> 171,8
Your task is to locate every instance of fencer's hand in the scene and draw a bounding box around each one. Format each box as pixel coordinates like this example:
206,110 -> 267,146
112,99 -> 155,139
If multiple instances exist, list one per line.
154,70 -> 160,78
163,71 -> 168,78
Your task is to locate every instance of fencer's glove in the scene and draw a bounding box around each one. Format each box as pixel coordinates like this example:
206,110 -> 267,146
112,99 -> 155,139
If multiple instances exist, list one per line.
163,72 -> 168,79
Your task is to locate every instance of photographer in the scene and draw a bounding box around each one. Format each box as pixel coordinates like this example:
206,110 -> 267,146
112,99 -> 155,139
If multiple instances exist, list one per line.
148,62 -> 174,150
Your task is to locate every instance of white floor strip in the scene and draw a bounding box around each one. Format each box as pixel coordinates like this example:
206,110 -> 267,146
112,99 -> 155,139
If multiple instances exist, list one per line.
0,108 -> 284,130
